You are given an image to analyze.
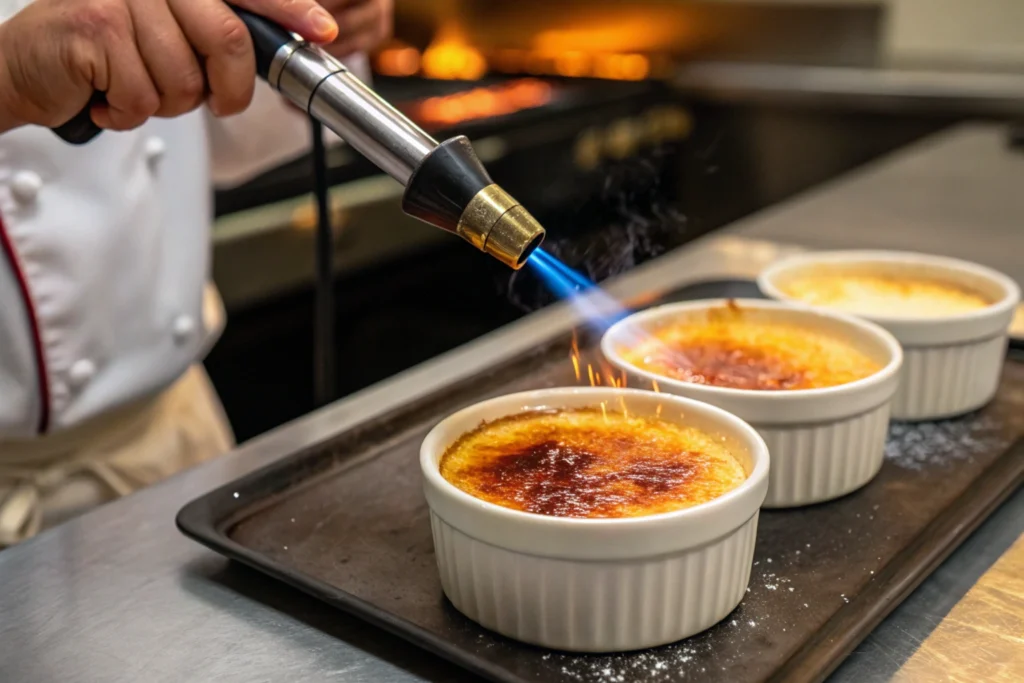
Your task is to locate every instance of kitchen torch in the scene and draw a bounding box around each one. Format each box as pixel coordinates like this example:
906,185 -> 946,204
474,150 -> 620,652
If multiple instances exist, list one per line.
51,8 -> 546,270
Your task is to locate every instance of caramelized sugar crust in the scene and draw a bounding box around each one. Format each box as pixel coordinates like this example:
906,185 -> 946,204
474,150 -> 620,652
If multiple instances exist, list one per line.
780,271 -> 991,318
439,407 -> 746,519
619,303 -> 880,390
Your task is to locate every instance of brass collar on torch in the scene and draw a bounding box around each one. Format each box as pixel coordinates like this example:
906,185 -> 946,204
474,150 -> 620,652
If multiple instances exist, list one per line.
456,184 -> 545,269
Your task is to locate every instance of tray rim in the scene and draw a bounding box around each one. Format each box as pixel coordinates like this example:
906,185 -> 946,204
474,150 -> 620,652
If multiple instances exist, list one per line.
177,505 -> 521,683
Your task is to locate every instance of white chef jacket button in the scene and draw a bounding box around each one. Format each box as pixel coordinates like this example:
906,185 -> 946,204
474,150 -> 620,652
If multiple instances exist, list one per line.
68,359 -> 96,388
172,315 -> 195,343
145,137 -> 166,166
11,171 -> 42,204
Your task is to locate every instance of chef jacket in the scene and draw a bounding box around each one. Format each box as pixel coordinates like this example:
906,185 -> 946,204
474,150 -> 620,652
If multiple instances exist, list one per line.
0,1 -> 368,439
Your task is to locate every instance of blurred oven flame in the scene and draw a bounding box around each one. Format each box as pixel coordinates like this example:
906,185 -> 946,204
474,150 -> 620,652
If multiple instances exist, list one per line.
554,51 -> 590,78
593,53 -> 649,81
493,49 -> 649,81
533,20 -> 680,55
374,30 -> 653,82
411,79 -> 552,127
420,26 -> 487,80
376,45 -> 421,76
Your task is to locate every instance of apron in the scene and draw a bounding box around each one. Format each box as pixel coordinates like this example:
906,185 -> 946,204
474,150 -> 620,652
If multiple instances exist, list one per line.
0,364 -> 234,547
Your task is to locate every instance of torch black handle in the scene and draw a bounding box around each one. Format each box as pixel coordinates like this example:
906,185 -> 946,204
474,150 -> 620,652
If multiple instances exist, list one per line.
51,6 -> 294,145
52,92 -> 106,145
232,7 -> 294,79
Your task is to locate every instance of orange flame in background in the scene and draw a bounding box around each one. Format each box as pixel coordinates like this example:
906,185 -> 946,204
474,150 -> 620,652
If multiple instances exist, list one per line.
554,51 -> 590,78
422,42 -> 487,80
592,53 -> 649,81
406,23 -> 487,80
374,37 -> 655,82
376,45 -> 421,77
411,79 -> 552,127
532,19 -> 682,56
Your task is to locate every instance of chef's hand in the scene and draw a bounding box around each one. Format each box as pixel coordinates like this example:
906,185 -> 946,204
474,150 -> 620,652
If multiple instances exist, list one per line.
0,0 -> 339,134
320,0 -> 392,58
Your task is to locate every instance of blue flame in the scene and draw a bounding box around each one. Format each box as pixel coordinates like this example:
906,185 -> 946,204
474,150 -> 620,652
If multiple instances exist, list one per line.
527,247 -> 595,297
526,248 -> 631,330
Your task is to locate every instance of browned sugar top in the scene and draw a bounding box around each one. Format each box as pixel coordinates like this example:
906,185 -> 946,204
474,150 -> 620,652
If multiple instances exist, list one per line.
620,303 -> 881,390
439,407 -> 746,519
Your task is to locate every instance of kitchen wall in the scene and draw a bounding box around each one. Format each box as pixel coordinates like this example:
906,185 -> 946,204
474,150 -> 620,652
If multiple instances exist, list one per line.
707,0 -> 1024,68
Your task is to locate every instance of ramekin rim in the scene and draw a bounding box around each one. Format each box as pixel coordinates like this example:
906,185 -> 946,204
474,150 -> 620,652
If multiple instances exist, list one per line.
420,387 -> 769,530
599,298 -> 903,402
757,249 -> 1021,326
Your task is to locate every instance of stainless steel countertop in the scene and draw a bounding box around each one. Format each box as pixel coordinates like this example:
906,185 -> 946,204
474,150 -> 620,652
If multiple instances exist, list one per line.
1,122 -> 1021,682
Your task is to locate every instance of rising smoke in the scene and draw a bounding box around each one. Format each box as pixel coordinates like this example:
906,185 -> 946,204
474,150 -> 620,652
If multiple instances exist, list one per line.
505,147 -> 688,313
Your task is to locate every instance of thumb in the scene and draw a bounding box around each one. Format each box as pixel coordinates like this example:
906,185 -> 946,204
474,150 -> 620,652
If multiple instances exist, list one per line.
230,0 -> 339,44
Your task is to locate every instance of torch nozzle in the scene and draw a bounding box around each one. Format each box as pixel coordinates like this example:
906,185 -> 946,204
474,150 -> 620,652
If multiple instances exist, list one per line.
457,185 -> 545,269
401,136 -> 546,270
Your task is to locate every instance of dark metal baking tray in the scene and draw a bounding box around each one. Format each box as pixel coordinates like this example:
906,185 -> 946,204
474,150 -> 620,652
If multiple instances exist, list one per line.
178,279 -> 1024,683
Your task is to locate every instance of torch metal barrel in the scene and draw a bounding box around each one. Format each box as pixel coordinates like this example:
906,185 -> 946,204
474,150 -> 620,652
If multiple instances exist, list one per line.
270,44 -> 437,185
265,40 -> 545,269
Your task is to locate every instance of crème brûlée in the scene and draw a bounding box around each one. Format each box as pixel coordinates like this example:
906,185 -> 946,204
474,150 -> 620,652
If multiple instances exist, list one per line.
778,272 -> 992,318
439,407 -> 746,519
618,305 -> 881,390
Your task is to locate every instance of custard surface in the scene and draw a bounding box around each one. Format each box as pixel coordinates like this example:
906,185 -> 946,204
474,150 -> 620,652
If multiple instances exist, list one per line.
439,407 -> 745,519
619,304 -> 880,390
779,272 -> 991,318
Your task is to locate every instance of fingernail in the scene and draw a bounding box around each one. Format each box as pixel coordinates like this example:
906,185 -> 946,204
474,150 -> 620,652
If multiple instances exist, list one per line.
309,8 -> 338,41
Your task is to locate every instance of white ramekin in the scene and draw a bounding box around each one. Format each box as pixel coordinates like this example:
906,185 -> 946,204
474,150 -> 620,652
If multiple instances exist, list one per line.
421,387 -> 769,652
758,251 -> 1020,420
601,300 -> 902,508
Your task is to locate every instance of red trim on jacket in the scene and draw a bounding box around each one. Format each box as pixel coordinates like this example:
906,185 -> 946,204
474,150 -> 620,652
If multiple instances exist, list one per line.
0,211 -> 50,433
